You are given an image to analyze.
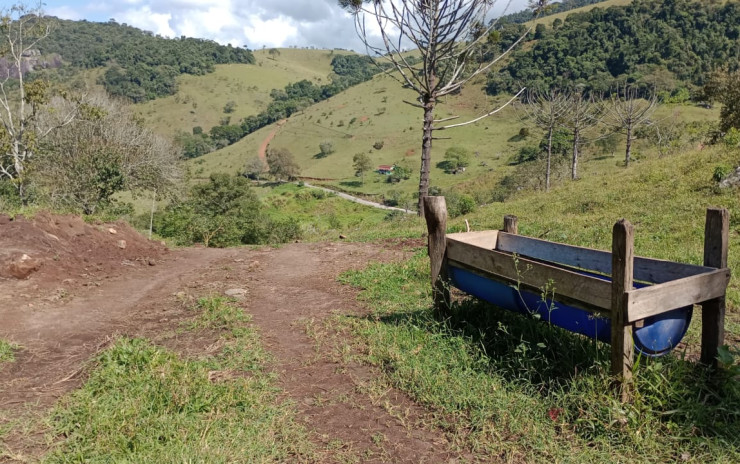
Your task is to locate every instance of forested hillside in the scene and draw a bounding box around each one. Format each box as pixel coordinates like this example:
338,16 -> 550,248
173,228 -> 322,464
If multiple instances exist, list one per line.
36,18 -> 254,101
487,0 -> 740,96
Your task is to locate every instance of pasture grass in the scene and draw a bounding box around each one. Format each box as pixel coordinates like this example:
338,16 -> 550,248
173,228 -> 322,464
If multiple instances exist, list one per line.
135,48 -> 346,138
337,252 -> 740,462
0,339 -> 17,364
42,296 -> 315,463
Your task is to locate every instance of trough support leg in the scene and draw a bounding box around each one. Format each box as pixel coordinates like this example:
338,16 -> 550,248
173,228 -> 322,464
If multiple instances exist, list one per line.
424,196 -> 450,319
503,215 -> 518,234
611,219 -> 634,402
701,208 -> 729,368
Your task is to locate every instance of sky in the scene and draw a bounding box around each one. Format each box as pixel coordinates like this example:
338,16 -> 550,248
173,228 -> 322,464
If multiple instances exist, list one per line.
40,0 -> 533,51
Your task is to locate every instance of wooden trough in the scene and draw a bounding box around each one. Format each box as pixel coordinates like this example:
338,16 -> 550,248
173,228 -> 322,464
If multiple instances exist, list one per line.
423,197 -> 730,400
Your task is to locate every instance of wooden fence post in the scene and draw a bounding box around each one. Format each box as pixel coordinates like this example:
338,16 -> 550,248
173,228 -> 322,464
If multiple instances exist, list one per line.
611,219 -> 634,402
701,208 -> 729,367
424,196 -> 450,319
503,215 -> 518,234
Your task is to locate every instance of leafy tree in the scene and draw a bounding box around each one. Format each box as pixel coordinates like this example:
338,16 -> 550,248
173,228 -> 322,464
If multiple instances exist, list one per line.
174,131 -> 214,159
703,68 -> 740,133
266,147 -> 300,181
319,140 -> 335,157
223,100 -> 237,114
339,0 -> 547,215
352,152 -> 372,184
156,174 -> 264,247
443,146 -> 471,173
595,132 -> 620,157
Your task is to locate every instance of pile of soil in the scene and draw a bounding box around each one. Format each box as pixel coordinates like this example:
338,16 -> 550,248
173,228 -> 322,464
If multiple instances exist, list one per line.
0,212 -> 167,287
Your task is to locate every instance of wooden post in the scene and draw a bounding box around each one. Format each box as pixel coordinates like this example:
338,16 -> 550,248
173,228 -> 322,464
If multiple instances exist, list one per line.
611,219 -> 634,402
701,208 -> 729,367
503,215 -> 518,234
424,196 -> 450,318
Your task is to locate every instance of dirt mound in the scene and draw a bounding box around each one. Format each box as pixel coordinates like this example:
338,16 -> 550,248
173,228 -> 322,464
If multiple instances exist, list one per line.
0,212 -> 167,285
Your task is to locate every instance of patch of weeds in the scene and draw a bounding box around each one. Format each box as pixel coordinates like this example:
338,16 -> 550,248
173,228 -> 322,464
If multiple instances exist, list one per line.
339,255 -> 740,463
0,339 -> 18,364
44,337 -> 315,462
186,296 -> 248,331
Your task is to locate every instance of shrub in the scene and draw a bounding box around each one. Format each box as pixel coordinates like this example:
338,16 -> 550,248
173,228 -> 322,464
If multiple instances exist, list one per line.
373,140 -> 384,150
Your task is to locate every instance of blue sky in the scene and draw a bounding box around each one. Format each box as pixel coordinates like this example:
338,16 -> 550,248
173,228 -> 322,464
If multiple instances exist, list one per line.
40,0 -> 533,50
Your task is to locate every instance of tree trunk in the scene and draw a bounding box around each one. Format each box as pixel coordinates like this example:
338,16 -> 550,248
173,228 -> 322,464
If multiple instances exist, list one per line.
546,126 -> 553,191
418,94 -> 435,217
571,127 -> 580,180
625,121 -> 633,167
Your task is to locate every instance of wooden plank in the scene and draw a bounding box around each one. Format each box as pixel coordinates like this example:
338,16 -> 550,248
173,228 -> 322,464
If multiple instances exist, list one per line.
611,219 -> 634,402
626,268 -> 731,323
496,232 -> 713,284
446,238 -> 612,311
446,230 -> 498,250
503,215 -> 518,234
424,196 -> 450,319
701,208 -> 729,366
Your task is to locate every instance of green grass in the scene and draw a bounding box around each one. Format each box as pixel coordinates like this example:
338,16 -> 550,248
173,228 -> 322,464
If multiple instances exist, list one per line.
0,339 -> 17,364
337,252 -> 740,462
135,48 -> 351,138
43,297 -> 315,462
530,0 -> 633,27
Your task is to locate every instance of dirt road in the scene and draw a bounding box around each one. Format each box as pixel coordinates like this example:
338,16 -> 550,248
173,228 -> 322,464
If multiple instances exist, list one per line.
0,235 -> 466,462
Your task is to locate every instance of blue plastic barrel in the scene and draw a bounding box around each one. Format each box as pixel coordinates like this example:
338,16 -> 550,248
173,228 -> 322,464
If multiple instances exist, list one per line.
448,266 -> 692,357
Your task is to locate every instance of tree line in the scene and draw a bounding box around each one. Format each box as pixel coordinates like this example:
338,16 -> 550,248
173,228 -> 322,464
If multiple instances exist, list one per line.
34,17 -> 255,102
176,54 -> 380,159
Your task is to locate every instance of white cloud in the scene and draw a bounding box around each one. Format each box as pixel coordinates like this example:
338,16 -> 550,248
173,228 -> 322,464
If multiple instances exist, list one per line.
43,0 -> 532,51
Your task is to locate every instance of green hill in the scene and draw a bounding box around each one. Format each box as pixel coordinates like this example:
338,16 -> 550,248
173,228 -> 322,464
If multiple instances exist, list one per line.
135,48 -> 353,138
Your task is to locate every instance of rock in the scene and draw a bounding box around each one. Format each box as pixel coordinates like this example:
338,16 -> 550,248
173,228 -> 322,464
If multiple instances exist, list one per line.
117,240 -> 127,249
339,234 -> 347,239
719,167 -> 740,189
2,253 -> 42,279
108,228 -> 117,235
224,288 -> 248,299
148,259 -> 156,266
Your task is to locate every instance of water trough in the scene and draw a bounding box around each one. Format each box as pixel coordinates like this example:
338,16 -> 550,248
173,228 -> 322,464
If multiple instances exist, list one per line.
423,197 -> 730,400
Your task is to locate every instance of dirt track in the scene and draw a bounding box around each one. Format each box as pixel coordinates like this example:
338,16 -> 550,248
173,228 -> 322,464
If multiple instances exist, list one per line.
0,216 -> 465,462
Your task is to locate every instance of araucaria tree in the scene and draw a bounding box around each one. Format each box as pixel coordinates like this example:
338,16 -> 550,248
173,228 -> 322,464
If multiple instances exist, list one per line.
522,90 -> 568,191
339,0 -> 547,215
560,89 -> 600,180
602,86 -> 657,167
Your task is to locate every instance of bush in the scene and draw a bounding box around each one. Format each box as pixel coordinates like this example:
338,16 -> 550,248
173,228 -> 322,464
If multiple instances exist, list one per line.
713,165 -> 731,183
373,140 -> 384,150
319,140 -> 335,157
446,193 -> 476,218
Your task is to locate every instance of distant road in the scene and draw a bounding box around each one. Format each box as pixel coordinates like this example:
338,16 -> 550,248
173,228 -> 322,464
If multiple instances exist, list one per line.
301,182 -> 414,214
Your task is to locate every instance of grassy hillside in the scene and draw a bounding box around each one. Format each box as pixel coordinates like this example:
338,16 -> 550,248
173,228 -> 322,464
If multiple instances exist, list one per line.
188,64 -> 719,202
530,0 -> 633,26
135,48 -> 353,138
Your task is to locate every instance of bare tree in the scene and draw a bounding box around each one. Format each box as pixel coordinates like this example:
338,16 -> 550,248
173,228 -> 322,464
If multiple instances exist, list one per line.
521,89 -> 569,191
339,0 -> 549,214
561,89 -> 601,180
602,85 -> 657,167
38,91 -> 183,214
0,3 -> 76,204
